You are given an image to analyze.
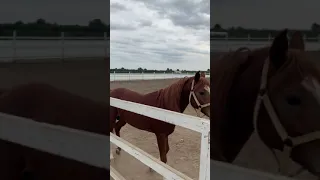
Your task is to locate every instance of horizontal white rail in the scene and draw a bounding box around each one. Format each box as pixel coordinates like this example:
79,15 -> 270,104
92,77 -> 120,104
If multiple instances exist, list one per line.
110,97 -> 210,133
110,98 -> 210,180
0,112 -> 110,169
110,166 -> 126,180
0,31 -> 109,61
110,72 -> 210,81
110,133 -> 192,180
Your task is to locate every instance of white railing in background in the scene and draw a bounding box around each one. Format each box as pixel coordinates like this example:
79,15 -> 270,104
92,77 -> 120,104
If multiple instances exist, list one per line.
211,35 -> 320,52
110,98 -> 210,180
0,31 -> 109,61
110,72 -> 211,81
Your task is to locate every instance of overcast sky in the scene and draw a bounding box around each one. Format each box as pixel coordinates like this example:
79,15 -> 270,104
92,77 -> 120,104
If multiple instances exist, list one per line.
110,0 -> 209,71
211,0 -> 320,29
0,0 -> 108,25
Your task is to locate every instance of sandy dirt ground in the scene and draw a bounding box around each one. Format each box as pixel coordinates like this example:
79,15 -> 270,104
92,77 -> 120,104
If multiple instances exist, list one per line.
110,79 -> 316,180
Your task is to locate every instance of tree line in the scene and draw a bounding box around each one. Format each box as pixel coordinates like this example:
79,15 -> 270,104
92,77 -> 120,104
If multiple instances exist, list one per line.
0,19 -> 109,37
110,67 -> 210,74
211,23 -> 320,41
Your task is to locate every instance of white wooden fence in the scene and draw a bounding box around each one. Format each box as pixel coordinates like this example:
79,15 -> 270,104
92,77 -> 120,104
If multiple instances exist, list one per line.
110,97 -> 210,180
211,35 -> 320,52
110,72 -> 211,81
0,31 -> 109,61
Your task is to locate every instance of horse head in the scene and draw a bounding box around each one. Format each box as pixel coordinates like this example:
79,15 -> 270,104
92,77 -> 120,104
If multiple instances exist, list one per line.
189,71 -> 210,117
256,29 -> 320,177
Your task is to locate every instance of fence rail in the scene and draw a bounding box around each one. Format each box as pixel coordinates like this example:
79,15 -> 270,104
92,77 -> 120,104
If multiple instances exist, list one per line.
110,72 -> 211,81
211,35 -> 320,52
0,31 -> 109,61
0,112 -> 110,169
110,97 -> 210,180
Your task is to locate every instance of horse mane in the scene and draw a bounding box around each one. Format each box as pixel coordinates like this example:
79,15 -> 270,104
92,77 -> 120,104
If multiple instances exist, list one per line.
159,77 -> 190,112
210,48 -> 256,125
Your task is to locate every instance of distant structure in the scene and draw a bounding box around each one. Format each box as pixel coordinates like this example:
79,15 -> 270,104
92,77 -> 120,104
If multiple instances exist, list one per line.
211,31 -> 228,36
173,70 -> 182,74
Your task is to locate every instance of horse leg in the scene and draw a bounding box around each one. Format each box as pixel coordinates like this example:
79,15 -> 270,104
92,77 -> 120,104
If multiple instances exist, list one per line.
109,107 -> 118,159
165,136 -> 170,154
150,134 -> 168,172
115,118 -> 126,155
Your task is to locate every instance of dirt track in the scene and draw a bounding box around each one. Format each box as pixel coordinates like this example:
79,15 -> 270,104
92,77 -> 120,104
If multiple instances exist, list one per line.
110,79 -> 316,180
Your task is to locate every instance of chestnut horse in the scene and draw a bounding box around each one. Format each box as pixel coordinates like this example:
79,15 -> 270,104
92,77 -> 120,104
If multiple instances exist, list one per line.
110,72 -> 210,165
211,29 -> 320,178
0,83 -> 109,180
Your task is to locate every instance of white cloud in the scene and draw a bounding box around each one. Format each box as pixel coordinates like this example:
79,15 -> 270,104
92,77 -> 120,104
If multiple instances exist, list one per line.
110,0 -> 210,71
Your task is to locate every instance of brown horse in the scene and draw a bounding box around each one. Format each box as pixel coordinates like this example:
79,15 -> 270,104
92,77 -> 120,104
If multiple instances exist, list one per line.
110,72 -> 210,165
211,29 -> 320,178
0,83 -> 109,180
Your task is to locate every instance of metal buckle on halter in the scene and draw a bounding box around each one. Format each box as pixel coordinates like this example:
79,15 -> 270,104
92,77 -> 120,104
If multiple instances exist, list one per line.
259,88 -> 267,96
283,138 -> 294,147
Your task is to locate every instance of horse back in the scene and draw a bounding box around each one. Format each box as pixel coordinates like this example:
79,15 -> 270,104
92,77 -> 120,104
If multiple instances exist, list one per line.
0,83 -> 109,135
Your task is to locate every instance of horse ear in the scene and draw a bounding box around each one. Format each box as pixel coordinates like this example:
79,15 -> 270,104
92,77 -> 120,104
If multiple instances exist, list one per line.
195,71 -> 200,82
269,29 -> 288,70
200,72 -> 206,78
289,31 -> 305,51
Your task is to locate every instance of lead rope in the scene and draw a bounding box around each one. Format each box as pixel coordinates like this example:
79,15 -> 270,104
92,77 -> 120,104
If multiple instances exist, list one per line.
253,57 -> 305,177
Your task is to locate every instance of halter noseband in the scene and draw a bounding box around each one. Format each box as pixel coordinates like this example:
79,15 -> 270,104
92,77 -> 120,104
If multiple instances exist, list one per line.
253,57 -> 320,174
189,79 -> 210,116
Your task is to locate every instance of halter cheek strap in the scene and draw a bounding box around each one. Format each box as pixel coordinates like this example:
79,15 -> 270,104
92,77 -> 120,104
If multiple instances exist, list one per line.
189,79 -> 210,117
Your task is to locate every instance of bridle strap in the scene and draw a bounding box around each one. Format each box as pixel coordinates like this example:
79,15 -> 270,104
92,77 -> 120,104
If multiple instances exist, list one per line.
189,79 -> 210,117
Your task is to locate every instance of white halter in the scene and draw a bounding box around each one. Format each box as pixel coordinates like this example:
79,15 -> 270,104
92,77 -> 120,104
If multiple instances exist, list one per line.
253,57 -> 320,174
189,79 -> 210,117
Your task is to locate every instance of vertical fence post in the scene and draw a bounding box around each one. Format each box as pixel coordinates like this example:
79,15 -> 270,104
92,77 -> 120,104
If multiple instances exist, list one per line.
113,71 -> 116,81
225,34 -> 229,50
12,30 -> 17,62
268,34 -> 272,42
61,32 -> 65,61
247,34 -> 251,46
164,71 -> 165,79
142,71 -> 144,80
199,130 -> 210,180
128,71 -> 131,81
154,72 -> 156,80
104,32 -> 108,58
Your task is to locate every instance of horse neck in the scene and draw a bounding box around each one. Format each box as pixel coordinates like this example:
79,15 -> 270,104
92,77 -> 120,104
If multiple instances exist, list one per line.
179,78 -> 193,113
160,77 -> 190,112
223,48 -> 268,162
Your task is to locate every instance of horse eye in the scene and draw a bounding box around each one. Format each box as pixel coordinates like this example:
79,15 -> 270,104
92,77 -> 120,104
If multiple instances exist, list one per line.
286,96 -> 301,106
199,92 -> 205,95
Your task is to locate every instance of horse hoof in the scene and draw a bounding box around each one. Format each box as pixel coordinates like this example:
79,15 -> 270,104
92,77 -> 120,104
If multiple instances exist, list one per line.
116,148 -> 121,155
